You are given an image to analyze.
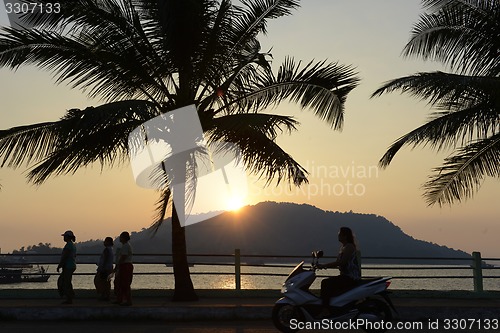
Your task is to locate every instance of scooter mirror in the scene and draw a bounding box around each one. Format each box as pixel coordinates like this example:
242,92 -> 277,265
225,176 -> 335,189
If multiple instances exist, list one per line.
312,250 -> 323,258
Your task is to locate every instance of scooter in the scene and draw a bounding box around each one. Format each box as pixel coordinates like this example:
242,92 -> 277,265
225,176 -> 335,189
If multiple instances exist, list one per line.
272,251 -> 398,333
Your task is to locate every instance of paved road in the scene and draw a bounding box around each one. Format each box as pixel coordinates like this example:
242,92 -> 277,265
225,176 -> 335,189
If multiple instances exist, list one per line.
3,320 -> 278,333
1,320 -> 498,333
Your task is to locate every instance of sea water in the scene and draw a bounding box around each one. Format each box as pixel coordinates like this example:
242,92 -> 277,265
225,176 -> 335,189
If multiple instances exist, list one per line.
2,264 -> 499,291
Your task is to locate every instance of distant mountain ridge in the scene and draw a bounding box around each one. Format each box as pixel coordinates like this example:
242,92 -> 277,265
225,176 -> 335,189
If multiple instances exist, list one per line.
68,201 -> 470,264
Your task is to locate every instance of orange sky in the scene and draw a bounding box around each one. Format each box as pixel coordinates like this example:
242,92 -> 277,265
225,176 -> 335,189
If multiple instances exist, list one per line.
0,1 -> 498,257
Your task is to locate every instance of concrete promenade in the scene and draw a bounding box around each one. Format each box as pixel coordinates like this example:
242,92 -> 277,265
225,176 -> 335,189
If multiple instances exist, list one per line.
0,289 -> 499,322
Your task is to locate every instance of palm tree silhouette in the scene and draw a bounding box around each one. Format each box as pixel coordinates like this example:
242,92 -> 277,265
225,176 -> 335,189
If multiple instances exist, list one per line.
372,0 -> 499,206
0,0 -> 359,300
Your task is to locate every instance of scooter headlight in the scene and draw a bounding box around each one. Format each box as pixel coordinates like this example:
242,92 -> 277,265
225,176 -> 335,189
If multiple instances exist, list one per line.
281,280 -> 294,293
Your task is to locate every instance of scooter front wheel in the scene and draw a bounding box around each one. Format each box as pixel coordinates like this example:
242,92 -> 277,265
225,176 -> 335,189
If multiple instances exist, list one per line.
358,298 -> 392,333
272,303 -> 305,333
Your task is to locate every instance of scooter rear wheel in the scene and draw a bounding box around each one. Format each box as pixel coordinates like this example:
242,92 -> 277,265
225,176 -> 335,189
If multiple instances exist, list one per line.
272,303 -> 304,333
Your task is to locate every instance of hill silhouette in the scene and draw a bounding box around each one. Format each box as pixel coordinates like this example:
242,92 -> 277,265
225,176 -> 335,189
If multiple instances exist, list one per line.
67,201 -> 470,264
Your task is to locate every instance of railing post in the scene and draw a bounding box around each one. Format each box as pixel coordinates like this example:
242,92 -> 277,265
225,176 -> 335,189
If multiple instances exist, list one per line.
234,248 -> 241,291
472,251 -> 483,292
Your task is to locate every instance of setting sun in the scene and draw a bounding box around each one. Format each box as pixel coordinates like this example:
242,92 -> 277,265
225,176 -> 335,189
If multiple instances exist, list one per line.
226,196 -> 245,212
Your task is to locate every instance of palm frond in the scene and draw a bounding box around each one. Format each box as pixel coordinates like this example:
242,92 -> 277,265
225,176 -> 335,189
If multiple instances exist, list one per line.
0,2 -> 173,103
373,1 -> 499,204
209,112 -> 299,137
0,121 -> 60,169
215,57 -> 359,129
230,0 -> 299,54
404,0 -> 500,76
12,0 -> 91,30
197,40 -> 269,113
150,187 -> 172,234
372,72 -> 499,110
0,100 -> 159,184
206,113 -> 307,186
193,0 -> 235,91
132,0 -> 219,99
379,99 -> 499,168
147,152 -> 205,231
424,132 -> 500,206
373,72 -> 500,167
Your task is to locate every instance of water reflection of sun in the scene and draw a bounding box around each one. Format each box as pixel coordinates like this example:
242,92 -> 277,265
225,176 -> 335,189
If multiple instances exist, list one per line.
210,275 -> 257,290
213,276 -> 235,289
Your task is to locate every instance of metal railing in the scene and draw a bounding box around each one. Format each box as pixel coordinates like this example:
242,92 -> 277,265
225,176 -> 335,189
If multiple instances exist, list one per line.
1,250 -> 499,292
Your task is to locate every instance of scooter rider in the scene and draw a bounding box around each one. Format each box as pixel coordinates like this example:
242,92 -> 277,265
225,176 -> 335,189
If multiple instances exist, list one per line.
317,227 -> 361,308
273,228 -> 396,332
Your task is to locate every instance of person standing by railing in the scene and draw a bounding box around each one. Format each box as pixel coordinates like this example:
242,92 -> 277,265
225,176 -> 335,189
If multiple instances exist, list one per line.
94,237 -> 114,301
113,238 -> 121,299
57,230 -> 77,304
113,231 -> 133,306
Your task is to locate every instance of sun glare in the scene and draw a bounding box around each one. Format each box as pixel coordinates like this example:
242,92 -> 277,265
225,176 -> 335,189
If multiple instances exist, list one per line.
226,196 -> 245,212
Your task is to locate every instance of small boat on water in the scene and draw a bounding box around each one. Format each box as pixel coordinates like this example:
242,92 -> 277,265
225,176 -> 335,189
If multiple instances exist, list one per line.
0,256 -> 33,268
0,266 -> 50,284
22,274 -> 50,283
0,268 -> 23,284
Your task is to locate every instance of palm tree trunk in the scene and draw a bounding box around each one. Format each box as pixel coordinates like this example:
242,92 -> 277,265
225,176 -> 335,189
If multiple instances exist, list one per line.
171,204 -> 198,301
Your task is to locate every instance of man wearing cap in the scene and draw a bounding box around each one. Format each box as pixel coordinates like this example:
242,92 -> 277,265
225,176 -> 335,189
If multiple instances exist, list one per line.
57,230 -> 77,304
